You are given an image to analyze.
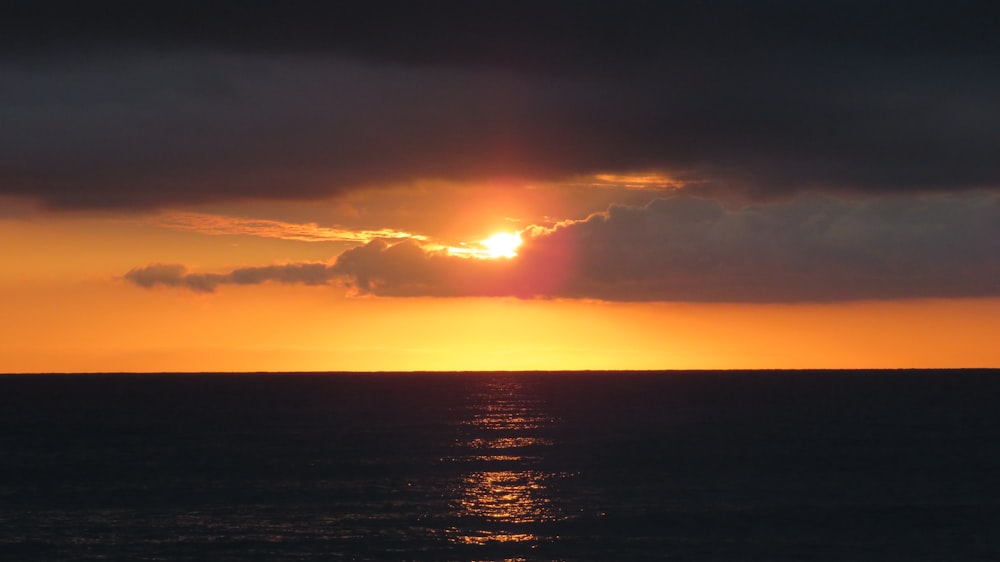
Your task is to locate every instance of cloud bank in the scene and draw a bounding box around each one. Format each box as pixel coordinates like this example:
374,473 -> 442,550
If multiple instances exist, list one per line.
126,193 -> 1000,302
3,2 -> 1000,209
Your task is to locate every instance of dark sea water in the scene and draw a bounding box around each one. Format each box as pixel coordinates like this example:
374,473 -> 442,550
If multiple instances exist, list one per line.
2,371 -> 1000,561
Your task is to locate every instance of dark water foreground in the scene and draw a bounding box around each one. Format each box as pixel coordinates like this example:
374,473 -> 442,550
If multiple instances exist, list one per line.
1,370 -> 999,561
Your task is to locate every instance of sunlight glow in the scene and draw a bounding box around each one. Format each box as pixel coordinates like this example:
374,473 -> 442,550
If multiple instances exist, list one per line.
480,232 -> 522,258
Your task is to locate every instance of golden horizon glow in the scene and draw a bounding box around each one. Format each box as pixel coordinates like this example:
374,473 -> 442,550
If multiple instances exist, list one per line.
2,273 -> 1000,372
480,232 -> 522,258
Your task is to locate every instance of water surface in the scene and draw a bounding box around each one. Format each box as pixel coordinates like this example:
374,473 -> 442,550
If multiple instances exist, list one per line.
2,370 -> 999,560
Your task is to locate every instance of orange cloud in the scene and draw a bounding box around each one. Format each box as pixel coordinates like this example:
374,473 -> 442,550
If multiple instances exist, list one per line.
582,173 -> 687,190
149,211 -> 425,243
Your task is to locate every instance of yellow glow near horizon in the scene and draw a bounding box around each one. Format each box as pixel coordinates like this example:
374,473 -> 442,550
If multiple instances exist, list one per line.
481,232 -> 522,258
2,278 -> 1000,372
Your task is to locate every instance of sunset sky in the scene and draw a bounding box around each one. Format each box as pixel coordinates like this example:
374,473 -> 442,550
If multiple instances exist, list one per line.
2,1 -> 999,372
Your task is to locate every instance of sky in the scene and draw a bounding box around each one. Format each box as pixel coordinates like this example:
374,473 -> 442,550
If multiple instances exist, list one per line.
2,1 -> 999,372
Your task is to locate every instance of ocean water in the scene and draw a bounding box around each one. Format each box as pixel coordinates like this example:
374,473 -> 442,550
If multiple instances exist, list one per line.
1,371 -> 999,561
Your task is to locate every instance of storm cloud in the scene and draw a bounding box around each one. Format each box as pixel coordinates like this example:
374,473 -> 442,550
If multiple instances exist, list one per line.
4,1 -> 1000,209
126,193 -> 1000,302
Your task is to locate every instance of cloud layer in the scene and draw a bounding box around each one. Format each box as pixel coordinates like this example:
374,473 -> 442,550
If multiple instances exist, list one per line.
3,2 -> 1000,209
126,193 -> 1000,302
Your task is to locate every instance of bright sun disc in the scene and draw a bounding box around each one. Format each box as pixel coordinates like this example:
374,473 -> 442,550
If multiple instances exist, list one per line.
481,232 -> 522,258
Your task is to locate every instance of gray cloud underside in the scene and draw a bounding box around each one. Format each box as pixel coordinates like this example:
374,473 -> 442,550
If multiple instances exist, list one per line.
3,2 -> 1000,209
125,193 -> 1000,302
124,262 -> 335,293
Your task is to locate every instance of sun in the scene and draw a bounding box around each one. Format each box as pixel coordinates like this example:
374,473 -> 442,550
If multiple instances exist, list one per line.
481,232 -> 522,258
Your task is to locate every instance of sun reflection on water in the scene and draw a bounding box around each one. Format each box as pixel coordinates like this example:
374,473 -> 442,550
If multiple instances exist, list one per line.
458,470 -> 562,524
467,436 -> 552,449
448,378 -> 572,548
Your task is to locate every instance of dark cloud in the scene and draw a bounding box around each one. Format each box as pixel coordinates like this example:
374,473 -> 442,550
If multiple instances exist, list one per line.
125,193 -> 1000,302
3,1 -> 1000,208
520,193 -> 1000,301
124,261 -> 333,293
124,263 -> 220,293
5,2 -> 998,70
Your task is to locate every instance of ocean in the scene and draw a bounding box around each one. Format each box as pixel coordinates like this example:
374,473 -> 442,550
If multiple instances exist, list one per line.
1,371 -> 999,561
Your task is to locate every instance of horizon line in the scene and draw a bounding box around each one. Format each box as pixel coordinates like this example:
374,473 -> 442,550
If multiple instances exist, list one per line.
2,368 -> 998,376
